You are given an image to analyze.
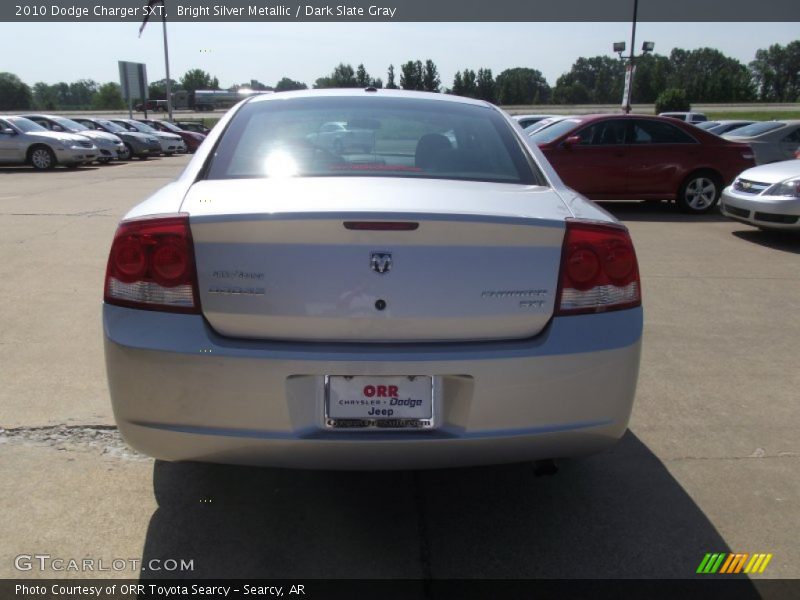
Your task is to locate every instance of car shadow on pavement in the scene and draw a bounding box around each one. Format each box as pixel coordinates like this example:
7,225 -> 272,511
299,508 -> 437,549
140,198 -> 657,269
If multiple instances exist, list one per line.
0,165 -> 101,174
139,431 -> 756,590
598,201 -> 730,223
732,229 -> 800,254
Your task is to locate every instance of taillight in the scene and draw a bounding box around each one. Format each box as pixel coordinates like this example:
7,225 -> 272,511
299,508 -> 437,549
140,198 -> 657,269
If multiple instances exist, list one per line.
555,220 -> 641,315
104,214 -> 200,313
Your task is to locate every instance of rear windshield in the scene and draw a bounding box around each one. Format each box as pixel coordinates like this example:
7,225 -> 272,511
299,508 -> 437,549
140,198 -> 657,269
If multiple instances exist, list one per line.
726,122 -> 784,137
205,96 -> 539,184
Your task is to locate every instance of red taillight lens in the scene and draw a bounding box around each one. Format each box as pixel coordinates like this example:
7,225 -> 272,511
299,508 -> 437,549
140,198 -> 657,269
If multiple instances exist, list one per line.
556,220 -> 641,315
104,214 -> 200,313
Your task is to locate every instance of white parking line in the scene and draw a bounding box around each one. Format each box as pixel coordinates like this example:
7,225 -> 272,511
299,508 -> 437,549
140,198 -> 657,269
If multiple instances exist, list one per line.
0,196 -> 21,200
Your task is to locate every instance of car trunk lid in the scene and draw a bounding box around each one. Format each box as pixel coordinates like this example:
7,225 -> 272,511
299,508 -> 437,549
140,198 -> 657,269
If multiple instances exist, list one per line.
182,177 -> 570,342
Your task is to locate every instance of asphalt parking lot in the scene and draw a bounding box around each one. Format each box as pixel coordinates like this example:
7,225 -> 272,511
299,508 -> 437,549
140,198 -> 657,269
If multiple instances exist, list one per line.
0,156 -> 798,584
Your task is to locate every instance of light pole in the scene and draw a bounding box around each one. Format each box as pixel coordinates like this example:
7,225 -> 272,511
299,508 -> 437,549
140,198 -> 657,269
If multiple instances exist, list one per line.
614,0 -> 654,114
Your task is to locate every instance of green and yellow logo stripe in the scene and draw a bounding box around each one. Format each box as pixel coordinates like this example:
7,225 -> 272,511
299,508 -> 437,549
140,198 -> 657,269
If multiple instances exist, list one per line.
697,553 -> 773,574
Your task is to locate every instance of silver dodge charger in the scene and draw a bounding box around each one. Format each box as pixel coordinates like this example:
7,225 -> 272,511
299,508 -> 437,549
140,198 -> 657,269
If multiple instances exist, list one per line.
103,89 -> 643,469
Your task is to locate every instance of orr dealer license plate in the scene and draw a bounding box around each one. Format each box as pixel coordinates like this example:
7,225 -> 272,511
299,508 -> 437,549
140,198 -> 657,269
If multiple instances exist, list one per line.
325,375 -> 434,429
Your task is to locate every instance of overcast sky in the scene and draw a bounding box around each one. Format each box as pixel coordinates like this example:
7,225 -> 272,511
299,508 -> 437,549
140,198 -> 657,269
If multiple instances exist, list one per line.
1,22 -> 797,89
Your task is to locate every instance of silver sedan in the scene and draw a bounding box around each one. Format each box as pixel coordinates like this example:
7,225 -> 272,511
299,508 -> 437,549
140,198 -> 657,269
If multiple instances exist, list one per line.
721,159 -> 800,230
724,120 -> 800,164
103,89 -> 643,470
0,116 -> 97,169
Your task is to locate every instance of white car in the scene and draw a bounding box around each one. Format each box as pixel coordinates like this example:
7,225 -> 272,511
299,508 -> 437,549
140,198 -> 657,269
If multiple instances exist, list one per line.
103,89 -> 643,470
305,121 -> 375,154
512,114 -> 557,129
110,119 -> 187,155
659,112 -> 708,124
721,160 -> 800,230
525,115 -> 569,135
0,116 -> 98,169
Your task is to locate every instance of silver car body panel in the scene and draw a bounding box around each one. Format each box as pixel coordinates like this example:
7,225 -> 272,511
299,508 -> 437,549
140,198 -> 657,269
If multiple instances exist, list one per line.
185,178 -> 568,342
105,304 -> 642,469
104,89 -> 642,469
725,121 -> 800,165
0,121 -> 97,165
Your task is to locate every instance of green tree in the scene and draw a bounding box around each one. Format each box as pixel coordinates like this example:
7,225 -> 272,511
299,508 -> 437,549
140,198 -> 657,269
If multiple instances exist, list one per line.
476,68 -> 495,103
451,71 -> 464,96
552,56 -> 624,104
400,60 -> 424,90
0,72 -> 33,110
495,67 -> 551,105
630,54 -> 672,104
314,64 -> 358,88
668,48 -> 754,102
749,41 -> 800,102
275,77 -> 307,91
179,69 -> 220,94
356,64 -> 370,87
386,64 -> 398,89
148,78 -> 178,100
93,82 -> 125,110
654,88 -> 690,114
67,79 -> 98,109
32,82 -> 59,110
422,59 -> 440,92
461,69 -> 478,98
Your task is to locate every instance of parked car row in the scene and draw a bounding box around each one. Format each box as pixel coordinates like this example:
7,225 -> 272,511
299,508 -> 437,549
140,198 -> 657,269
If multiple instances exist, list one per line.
0,114 -> 208,170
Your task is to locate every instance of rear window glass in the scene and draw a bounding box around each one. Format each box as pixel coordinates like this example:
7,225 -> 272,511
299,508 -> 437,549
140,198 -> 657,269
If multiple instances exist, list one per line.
7,117 -> 47,133
205,96 -> 539,185
96,120 -> 126,133
727,122 -> 784,137
632,120 -> 697,144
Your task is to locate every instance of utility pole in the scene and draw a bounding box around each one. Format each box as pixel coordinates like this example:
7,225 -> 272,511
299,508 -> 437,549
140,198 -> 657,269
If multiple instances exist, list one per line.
162,14 -> 173,122
614,0 -> 654,114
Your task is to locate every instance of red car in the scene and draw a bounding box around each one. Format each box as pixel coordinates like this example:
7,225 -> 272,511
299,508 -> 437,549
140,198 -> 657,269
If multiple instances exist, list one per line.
136,119 -> 206,153
530,114 -> 755,213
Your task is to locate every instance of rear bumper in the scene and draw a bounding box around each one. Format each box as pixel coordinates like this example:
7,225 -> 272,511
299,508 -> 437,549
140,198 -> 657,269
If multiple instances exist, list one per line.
104,304 -> 643,469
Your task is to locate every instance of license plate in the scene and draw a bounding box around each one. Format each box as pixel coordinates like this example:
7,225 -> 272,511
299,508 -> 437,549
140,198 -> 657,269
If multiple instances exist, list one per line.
326,376 -> 433,428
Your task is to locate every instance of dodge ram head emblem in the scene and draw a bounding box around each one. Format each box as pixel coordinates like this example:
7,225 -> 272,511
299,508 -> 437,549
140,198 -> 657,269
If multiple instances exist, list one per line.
370,252 -> 392,274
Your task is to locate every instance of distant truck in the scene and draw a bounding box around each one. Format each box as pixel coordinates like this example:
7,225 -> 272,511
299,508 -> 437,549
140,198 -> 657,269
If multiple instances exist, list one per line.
134,99 -> 169,112
135,89 -> 273,113
193,89 -> 273,111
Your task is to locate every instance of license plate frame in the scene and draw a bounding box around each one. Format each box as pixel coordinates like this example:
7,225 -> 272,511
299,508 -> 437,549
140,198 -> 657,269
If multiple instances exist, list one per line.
324,375 -> 435,430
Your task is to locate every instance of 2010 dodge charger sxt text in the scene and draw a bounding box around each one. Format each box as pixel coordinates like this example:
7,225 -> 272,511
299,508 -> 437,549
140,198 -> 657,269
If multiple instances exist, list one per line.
103,89 -> 643,470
